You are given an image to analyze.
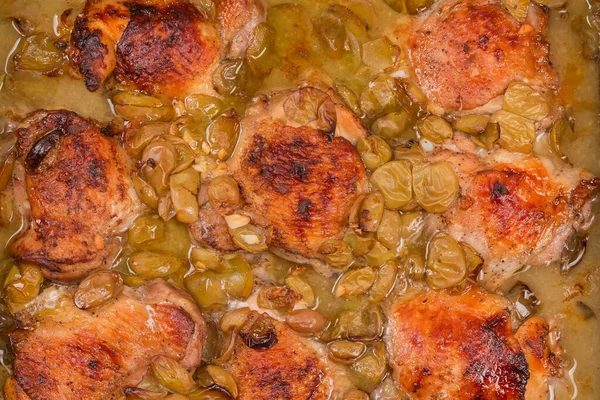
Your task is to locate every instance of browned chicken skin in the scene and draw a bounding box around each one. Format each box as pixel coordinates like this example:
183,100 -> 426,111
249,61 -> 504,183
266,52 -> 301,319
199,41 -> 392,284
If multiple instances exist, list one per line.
69,0 -> 264,98
8,110 -> 141,283
224,88 -> 369,261
428,136 -> 599,288
410,0 -> 555,111
515,317 -> 560,400
386,285 -> 558,400
223,311 -> 335,400
4,279 -> 206,400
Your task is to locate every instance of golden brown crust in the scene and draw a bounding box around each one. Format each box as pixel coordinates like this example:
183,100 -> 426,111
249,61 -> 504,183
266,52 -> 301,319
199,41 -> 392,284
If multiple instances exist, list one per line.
69,0 -> 130,91
8,281 -> 205,400
223,312 -> 331,400
9,110 -> 141,283
236,123 -> 366,257
426,139 -> 599,287
114,1 -> 220,98
452,159 -> 599,260
515,317 -> 559,400
70,0 -> 221,98
410,0 -> 555,111
387,286 -> 529,399
229,91 -> 368,259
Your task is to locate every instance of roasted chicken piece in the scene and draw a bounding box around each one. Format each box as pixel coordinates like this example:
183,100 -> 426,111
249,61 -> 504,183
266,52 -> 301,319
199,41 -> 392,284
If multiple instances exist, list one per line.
409,0 -> 555,112
386,285 -> 559,400
4,279 -> 206,400
223,87 -> 368,262
515,317 -> 560,400
8,110 -> 142,283
69,0 -> 265,98
222,311 -> 353,399
429,135 -> 599,288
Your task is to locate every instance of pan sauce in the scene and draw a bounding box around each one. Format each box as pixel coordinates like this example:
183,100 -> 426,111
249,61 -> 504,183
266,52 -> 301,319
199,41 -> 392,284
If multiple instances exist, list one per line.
0,0 -> 598,398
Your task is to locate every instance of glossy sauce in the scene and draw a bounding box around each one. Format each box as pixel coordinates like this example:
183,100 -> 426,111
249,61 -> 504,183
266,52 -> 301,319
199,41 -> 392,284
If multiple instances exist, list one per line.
0,0 -> 598,398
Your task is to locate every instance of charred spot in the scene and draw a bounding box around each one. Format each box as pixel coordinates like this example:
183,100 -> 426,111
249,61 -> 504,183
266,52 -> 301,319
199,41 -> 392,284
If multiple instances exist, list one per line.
37,374 -> 46,384
411,367 -> 432,392
239,314 -> 279,351
100,122 -> 122,138
273,183 -> 290,195
87,159 -> 107,188
253,136 -> 319,191
247,135 -> 266,166
491,181 -> 509,200
297,199 -> 312,217
494,49 -> 505,62
478,35 -> 489,50
463,43 -> 470,53
548,353 -> 558,374
128,3 -> 157,17
88,360 -> 98,370
70,23 -> 109,91
294,163 -> 308,180
116,182 -> 127,200
262,163 -> 287,184
25,130 -> 61,174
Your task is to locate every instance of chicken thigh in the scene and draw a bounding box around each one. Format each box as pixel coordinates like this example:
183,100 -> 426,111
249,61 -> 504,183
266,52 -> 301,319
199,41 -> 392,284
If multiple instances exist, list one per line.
410,0 -> 555,112
9,110 -> 142,283
4,279 -> 206,400
386,285 -> 558,400
429,136 -> 599,288
224,87 -> 369,261
69,0 -> 265,98
222,311 -> 353,400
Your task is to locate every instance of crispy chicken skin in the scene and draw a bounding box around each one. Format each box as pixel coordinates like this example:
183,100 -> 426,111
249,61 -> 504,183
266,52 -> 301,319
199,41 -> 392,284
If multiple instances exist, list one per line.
4,280 -> 206,400
223,311 -> 333,400
386,285 -> 558,399
429,136 -> 599,288
8,110 -> 141,283
410,0 -> 555,111
69,0 -> 264,98
226,88 -> 369,259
